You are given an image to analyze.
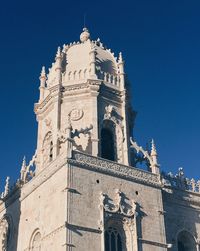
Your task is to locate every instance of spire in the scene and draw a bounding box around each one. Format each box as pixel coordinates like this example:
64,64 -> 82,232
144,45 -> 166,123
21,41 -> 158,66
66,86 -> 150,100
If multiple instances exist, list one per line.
39,66 -> 46,87
39,66 -> 46,102
118,52 -> 123,63
4,176 -> 10,197
118,52 -> 125,90
150,139 -> 160,174
80,27 -> 90,42
20,156 -> 27,181
40,66 -> 46,83
151,139 -> 157,158
56,46 -> 62,59
40,66 -> 46,78
54,46 -> 62,85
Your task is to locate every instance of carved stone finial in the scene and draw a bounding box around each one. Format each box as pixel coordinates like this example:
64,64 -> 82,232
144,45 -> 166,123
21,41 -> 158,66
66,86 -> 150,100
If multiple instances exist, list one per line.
104,105 -> 113,119
118,52 -> 123,63
40,66 -> 46,78
56,46 -> 62,58
151,139 -> 157,156
21,156 -> 26,171
80,27 -> 90,42
4,177 -> 10,196
39,66 -> 46,99
150,139 -> 158,167
178,167 -> 184,177
150,139 -> 160,174
20,156 -> 26,181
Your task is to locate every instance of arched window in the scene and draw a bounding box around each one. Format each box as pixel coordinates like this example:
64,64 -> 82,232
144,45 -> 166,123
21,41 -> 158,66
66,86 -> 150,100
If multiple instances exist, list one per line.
42,132 -> 53,165
31,231 -> 41,251
49,141 -> 53,162
177,230 -> 196,251
105,226 -> 122,251
101,128 -> 115,161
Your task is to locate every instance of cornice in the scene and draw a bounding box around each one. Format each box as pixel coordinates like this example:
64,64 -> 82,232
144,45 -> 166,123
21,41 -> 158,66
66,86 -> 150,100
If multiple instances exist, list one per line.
69,151 -> 161,188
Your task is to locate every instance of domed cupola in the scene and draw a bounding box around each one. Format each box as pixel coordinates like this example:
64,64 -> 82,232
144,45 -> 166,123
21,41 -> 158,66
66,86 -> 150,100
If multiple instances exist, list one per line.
35,28 -> 132,172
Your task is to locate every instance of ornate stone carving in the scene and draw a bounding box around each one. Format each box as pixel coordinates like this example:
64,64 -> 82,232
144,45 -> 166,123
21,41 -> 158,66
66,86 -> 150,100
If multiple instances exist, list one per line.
99,190 -> 139,251
100,189 -> 137,218
69,108 -> 84,121
104,105 -> 113,120
20,151 -> 37,184
72,151 -> 160,186
44,118 -> 52,130
0,217 -> 10,251
130,137 -> 160,174
162,167 -> 200,194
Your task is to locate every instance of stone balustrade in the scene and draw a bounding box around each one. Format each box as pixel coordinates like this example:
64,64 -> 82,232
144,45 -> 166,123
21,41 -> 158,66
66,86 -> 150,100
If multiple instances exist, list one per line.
162,167 -> 200,193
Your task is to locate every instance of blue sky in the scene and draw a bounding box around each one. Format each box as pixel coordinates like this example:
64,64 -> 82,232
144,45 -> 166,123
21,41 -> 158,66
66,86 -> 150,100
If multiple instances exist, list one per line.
0,0 -> 200,190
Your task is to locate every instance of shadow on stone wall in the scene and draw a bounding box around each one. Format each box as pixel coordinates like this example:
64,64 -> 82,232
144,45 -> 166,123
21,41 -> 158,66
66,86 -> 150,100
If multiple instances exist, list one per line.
162,187 -> 200,251
2,187 -> 21,251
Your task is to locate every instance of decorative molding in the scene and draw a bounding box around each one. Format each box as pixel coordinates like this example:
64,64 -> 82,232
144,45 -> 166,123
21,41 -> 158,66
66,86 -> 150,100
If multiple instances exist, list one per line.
138,238 -> 169,248
162,168 -> 200,195
71,151 -> 160,187
100,189 -> 137,218
99,190 -> 139,251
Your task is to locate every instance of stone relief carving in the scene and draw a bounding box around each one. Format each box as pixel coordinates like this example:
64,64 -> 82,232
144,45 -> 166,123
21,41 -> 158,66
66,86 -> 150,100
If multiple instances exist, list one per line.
57,114 -> 93,155
69,108 -> 84,121
72,151 -> 160,186
0,217 -> 10,251
99,190 -> 138,251
100,189 -> 137,218
44,118 -> 52,130
162,167 -> 200,194
104,105 -> 113,120
130,138 -> 160,174
20,151 -> 37,184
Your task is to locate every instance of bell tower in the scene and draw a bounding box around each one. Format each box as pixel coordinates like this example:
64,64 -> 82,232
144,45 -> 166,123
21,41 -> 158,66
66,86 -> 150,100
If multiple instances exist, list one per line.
34,28 -> 134,172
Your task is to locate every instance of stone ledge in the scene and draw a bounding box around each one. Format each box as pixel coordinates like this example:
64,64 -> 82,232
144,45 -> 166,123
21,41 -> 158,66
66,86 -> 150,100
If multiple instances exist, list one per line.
70,151 -> 161,188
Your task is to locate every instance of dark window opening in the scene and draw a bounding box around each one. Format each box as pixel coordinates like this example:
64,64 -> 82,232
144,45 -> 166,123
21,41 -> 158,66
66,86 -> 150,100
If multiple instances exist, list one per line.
49,141 -> 53,162
101,128 -> 115,161
177,231 -> 197,251
178,241 -> 186,251
105,227 -> 122,251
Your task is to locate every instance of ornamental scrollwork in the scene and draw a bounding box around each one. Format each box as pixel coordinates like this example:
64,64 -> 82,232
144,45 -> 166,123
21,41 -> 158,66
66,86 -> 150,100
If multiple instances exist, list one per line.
100,189 -> 137,218
20,151 -> 37,184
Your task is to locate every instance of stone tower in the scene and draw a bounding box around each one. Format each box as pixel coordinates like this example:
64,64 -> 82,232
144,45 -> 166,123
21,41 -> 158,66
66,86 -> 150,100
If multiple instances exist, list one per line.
35,27 -> 134,174
1,28 -> 200,251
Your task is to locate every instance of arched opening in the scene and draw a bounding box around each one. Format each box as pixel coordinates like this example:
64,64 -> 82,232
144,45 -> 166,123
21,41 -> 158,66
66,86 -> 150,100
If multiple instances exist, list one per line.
177,230 -> 197,251
49,141 -> 53,162
105,226 -> 122,251
101,127 -> 115,161
42,132 -> 53,166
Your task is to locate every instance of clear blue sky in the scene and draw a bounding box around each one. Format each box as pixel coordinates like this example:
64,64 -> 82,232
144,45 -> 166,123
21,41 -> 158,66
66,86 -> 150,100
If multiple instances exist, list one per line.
0,0 -> 200,190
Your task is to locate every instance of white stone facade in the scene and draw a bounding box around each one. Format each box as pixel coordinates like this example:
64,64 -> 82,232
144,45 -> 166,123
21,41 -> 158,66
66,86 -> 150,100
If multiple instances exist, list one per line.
0,28 -> 200,251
